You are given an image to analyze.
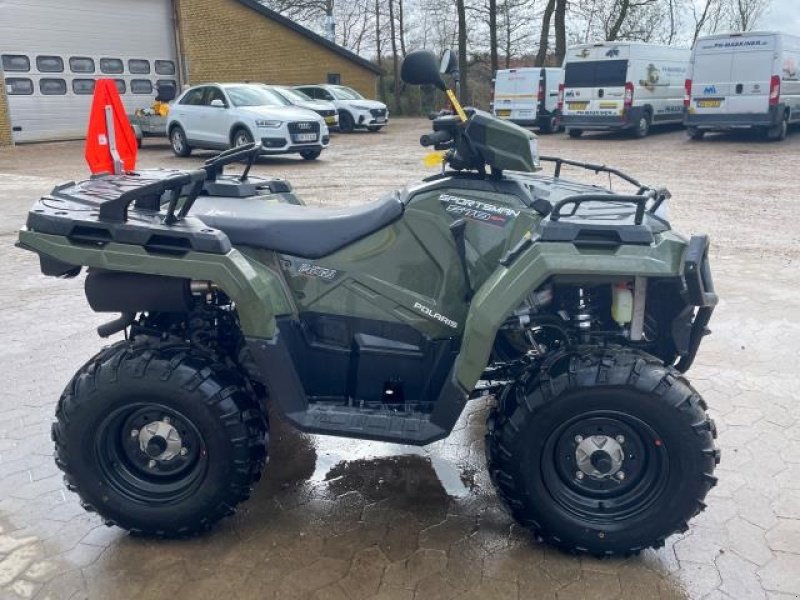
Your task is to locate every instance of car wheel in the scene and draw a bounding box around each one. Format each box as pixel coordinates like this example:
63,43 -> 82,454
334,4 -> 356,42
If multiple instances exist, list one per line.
300,149 -> 321,160
232,128 -> 254,148
339,111 -> 355,133
567,128 -> 583,138
169,125 -> 191,157
633,113 -> 651,138
688,127 -> 705,141
539,115 -> 558,134
766,114 -> 788,141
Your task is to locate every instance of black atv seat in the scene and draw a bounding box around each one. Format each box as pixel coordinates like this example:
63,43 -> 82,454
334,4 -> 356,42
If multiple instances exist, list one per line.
193,194 -> 403,258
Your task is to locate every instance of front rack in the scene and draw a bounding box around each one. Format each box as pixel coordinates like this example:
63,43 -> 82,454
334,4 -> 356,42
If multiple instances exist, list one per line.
539,155 -> 671,217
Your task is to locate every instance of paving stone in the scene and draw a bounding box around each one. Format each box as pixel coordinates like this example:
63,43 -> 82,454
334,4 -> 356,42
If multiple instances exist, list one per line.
765,520 -> 800,554
383,549 -> 447,590
715,550 -> 767,599
0,124 -> 798,600
758,553 -> 800,595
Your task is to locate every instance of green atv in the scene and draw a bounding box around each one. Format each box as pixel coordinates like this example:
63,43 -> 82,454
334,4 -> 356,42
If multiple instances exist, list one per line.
18,51 -> 719,555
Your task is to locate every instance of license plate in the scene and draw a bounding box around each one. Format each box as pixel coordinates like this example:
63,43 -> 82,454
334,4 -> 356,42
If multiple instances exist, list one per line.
568,101 -> 589,110
697,99 -> 722,108
496,109 -> 511,117
324,116 -> 336,125
293,133 -> 318,142
374,117 -> 386,123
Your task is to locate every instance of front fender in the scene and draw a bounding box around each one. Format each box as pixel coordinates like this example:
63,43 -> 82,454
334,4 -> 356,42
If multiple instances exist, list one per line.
18,231 -> 293,339
453,234 -> 687,390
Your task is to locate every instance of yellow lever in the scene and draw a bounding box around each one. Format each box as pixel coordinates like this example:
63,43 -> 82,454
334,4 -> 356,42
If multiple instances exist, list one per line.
447,89 -> 468,122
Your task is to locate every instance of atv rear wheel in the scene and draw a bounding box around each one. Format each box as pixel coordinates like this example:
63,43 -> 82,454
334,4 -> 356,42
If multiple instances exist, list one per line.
567,128 -> 583,138
485,348 -> 719,556
52,339 -> 267,537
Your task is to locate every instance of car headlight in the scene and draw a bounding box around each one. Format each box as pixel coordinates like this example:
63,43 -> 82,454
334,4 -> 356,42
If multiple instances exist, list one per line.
255,120 -> 282,128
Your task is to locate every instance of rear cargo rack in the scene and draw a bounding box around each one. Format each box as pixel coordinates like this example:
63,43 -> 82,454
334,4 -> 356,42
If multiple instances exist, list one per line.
98,169 -> 206,223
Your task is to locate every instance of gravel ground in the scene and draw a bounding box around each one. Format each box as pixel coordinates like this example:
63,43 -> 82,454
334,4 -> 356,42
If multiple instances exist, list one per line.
0,119 -> 798,600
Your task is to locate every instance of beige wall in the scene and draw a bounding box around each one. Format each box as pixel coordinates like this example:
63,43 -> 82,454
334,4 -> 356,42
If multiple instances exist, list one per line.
0,74 -> 13,146
175,0 -> 378,98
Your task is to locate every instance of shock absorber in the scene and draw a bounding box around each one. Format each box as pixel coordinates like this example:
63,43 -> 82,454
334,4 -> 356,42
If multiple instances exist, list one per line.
572,287 -> 595,343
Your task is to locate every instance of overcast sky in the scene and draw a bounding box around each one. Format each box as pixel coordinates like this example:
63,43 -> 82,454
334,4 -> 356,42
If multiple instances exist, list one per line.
761,0 -> 800,33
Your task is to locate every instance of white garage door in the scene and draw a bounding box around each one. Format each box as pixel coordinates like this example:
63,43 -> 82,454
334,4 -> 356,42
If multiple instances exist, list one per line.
0,0 -> 178,142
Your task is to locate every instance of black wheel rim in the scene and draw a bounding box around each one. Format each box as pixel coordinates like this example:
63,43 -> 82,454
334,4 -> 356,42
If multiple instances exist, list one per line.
541,409 -> 669,523
95,403 -> 208,505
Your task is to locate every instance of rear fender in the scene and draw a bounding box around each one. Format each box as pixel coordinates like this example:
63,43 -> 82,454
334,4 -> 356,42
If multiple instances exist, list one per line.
453,235 -> 687,390
18,231 -> 293,338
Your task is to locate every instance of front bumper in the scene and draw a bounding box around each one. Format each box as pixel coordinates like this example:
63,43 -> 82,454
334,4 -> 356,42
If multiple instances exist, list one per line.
353,109 -> 389,128
674,234 -> 718,373
684,104 -> 785,130
259,134 -> 329,154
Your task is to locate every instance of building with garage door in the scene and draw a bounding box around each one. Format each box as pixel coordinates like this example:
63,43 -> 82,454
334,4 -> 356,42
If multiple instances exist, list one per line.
0,0 -> 381,145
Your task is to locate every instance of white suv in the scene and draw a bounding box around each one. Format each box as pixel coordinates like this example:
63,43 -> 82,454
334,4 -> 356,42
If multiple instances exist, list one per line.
295,84 -> 388,133
167,83 -> 330,160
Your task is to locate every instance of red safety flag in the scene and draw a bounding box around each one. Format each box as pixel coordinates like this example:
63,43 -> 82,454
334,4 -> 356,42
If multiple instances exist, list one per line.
85,79 -> 138,174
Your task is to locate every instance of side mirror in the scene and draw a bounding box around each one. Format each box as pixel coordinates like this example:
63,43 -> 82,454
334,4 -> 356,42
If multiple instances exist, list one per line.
401,50 -> 447,91
155,83 -> 177,103
210,98 -> 225,108
440,49 -> 458,75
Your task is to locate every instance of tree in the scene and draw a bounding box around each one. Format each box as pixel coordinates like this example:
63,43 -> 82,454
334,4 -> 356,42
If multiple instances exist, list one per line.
388,0 -> 401,112
728,0 -> 770,30
456,0 -> 470,103
489,0 -> 499,74
535,0 -> 556,67
554,0 -> 567,65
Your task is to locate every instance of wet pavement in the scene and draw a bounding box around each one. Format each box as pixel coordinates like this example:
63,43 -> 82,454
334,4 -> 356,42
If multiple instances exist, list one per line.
1,120 -> 799,599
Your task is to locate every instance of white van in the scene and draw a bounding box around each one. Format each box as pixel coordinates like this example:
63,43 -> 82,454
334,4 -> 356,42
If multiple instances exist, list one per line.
492,67 -> 564,133
684,31 -> 800,141
560,42 -> 690,138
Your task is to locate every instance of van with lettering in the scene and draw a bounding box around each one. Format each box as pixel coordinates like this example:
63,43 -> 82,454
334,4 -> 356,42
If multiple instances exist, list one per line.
492,67 -> 564,133
684,31 -> 800,141
560,42 -> 690,138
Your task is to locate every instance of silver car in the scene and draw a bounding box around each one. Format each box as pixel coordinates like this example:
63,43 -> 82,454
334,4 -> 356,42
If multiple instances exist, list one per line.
266,85 -> 339,130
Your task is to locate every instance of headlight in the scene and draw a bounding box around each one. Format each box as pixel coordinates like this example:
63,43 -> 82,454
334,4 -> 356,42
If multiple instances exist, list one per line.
255,119 -> 282,128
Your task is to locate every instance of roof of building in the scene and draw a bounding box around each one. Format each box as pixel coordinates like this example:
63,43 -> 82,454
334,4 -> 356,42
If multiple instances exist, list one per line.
235,0 -> 382,75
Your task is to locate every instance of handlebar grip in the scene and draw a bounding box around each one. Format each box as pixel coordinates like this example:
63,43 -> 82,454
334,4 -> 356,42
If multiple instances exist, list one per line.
420,130 -> 453,147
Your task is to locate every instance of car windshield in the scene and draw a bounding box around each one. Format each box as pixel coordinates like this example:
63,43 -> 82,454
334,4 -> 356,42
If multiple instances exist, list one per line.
226,85 -> 290,107
330,86 -> 363,100
273,86 -> 314,103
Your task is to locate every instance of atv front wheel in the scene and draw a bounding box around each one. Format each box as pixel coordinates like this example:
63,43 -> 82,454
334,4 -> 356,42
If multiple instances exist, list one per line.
486,349 -> 719,556
52,340 -> 267,537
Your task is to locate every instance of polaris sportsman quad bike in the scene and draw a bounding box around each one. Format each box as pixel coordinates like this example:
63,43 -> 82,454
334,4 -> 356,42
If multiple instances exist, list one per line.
18,50 -> 719,555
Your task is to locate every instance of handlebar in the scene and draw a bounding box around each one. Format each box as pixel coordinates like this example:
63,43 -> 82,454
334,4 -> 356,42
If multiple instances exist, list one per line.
420,130 -> 453,147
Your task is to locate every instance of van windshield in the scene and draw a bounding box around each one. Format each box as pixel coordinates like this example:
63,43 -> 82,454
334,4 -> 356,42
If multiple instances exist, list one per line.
565,60 -> 627,87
